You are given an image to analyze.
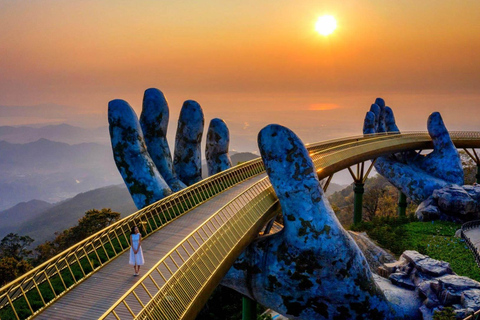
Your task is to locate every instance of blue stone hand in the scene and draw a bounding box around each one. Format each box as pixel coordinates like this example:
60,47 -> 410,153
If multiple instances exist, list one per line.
206,118 -> 233,176
221,124 -> 420,319
109,88 -> 232,209
363,99 -> 463,202
140,89 -> 186,192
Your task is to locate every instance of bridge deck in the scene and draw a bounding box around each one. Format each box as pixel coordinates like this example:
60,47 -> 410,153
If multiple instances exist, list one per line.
464,227 -> 480,259
35,174 -> 266,320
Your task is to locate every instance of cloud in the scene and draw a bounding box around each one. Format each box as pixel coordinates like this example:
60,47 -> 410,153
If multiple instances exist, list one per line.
308,103 -> 340,111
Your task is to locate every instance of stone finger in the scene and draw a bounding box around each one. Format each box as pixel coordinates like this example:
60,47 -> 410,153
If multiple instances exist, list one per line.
375,98 -> 387,133
108,99 -> 172,209
173,100 -> 204,186
206,118 -> 232,176
140,88 -> 186,192
384,107 -> 400,133
369,103 -> 381,131
363,111 -> 376,134
258,124 -> 346,246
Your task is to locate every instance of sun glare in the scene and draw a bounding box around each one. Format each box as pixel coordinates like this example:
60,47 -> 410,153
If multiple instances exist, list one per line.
315,15 -> 337,36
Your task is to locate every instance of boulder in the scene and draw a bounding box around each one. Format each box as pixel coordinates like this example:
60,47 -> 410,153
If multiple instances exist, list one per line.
416,197 -> 441,221
401,251 -> 453,277
433,185 -> 478,215
461,289 -> 480,309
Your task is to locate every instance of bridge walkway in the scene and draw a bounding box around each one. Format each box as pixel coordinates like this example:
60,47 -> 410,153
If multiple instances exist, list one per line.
35,174 -> 266,320
462,222 -> 480,267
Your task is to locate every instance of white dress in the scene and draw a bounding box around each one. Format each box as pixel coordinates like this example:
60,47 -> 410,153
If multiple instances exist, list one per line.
129,233 -> 145,265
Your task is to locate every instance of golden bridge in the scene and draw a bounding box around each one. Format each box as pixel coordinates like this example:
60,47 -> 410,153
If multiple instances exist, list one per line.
1,131 -> 480,320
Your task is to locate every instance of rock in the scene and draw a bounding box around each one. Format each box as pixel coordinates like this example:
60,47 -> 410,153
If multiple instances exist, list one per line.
461,289 -> 480,309
173,100 -> 204,186
382,260 -> 406,276
419,305 -> 434,320
438,275 -> 480,292
205,118 -> 232,176
439,288 -> 462,305
433,185 -> 478,214
454,308 -> 475,319
347,231 -> 396,274
389,272 -> 416,290
401,251 -> 453,277
416,197 -> 441,221
417,281 -> 441,308
463,185 -> 480,203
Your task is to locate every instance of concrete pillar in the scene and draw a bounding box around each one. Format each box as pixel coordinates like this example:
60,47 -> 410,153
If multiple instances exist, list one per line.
242,296 -> 257,320
353,182 -> 364,225
398,191 -> 407,217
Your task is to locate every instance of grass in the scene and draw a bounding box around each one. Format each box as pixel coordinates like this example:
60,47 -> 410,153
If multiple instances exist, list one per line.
351,216 -> 480,282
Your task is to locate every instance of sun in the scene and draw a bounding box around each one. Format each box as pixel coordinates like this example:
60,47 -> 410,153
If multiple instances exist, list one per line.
315,15 -> 337,36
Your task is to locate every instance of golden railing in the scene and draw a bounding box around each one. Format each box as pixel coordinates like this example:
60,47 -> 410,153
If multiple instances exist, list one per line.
99,177 -> 278,320
100,131 -> 480,320
2,131 -> 480,320
0,158 -> 266,320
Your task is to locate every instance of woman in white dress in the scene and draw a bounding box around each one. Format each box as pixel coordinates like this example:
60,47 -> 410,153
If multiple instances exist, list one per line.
129,226 -> 144,276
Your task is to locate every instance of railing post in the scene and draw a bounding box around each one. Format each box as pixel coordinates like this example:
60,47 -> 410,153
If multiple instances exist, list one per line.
242,296 -> 257,320
398,191 -> 407,217
353,182 -> 364,225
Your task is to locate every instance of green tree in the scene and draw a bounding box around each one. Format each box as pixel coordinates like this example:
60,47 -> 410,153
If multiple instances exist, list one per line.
0,256 -> 33,286
35,208 -> 120,263
0,233 -> 34,260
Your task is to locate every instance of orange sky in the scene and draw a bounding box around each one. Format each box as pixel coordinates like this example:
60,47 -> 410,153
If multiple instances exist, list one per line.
0,0 -> 479,151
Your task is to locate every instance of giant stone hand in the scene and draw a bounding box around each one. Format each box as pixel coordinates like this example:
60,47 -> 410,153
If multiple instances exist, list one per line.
363,99 -> 464,203
109,89 -> 232,209
221,124 -> 421,319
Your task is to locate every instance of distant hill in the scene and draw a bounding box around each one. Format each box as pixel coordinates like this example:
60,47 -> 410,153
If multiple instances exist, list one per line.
12,184 -> 137,245
231,152 -> 259,165
201,152 -> 259,178
0,200 -> 54,239
0,138 -> 122,210
324,182 -> 347,197
0,123 -> 109,145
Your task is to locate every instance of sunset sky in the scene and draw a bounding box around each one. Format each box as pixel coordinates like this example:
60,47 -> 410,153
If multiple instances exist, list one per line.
1,0 -> 479,151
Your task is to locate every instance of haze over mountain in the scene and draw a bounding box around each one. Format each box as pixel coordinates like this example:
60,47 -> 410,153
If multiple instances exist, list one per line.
0,123 -> 110,145
0,199 -> 54,240
5,184 -> 136,245
0,138 -> 122,210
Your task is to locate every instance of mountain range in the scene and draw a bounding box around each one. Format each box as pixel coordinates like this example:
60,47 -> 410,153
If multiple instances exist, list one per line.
0,137 -> 122,210
0,123 -> 110,145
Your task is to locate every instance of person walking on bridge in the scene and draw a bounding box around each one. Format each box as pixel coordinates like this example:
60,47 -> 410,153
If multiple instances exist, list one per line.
129,226 -> 144,276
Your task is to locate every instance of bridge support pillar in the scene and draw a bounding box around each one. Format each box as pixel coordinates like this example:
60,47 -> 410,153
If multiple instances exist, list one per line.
348,160 -> 376,225
398,191 -> 407,217
353,182 -> 364,225
242,296 -> 257,320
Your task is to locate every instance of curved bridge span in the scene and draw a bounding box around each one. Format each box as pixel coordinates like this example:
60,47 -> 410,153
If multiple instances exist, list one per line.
1,131 -> 480,320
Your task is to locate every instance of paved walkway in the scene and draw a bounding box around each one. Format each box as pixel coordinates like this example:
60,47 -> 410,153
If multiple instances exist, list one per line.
464,226 -> 480,261
35,174 -> 266,320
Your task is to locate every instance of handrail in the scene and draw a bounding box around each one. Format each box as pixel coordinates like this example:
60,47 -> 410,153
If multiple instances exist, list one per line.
2,131 -> 480,320
1,131 -> 395,319
99,131 -> 480,320
99,177 -> 278,319
0,157 -> 266,320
